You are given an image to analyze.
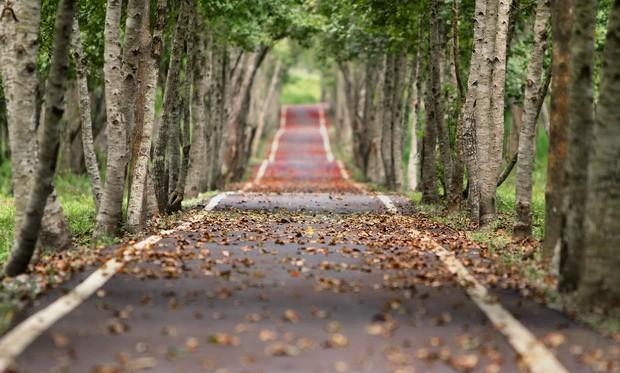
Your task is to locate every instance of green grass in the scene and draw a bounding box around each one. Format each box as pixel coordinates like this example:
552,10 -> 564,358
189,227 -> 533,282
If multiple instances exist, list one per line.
0,164 -> 97,264
280,67 -> 321,105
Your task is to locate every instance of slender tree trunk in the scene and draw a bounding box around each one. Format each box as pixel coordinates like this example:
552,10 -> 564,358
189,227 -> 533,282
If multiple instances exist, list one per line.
422,67 -> 439,202
5,0 -> 76,276
559,0 -> 597,292
544,0 -> 573,257
0,0 -> 71,251
450,0 -> 465,208
185,19 -> 210,198
152,0 -> 190,213
126,0 -> 167,232
210,43 -> 228,190
390,52 -> 407,190
367,55 -> 385,184
430,0 -> 453,198
120,0 -> 146,135
460,0 -> 488,221
168,23 -> 194,212
576,0 -> 620,309
513,0 -> 551,238
407,55 -> 421,192
95,0 -> 128,236
381,54 -> 396,189
72,18 -> 103,211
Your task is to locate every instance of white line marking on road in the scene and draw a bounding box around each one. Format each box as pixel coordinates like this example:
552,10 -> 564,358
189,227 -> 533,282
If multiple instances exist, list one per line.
0,192 -> 231,372
336,160 -> 366,192
268,106 -> 287,163
318,105 -> 334,162
375,194 -> 570,373
377,194 -> 398,213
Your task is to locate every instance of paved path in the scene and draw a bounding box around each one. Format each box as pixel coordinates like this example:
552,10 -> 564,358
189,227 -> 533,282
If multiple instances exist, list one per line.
2,105 -> 618,373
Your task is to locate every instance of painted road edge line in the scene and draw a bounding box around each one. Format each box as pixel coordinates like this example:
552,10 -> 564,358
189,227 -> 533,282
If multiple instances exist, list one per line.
268,106 -> 287,163
375,194 -> 570,373
318,105 -> 335,162
0,192 -> 230,372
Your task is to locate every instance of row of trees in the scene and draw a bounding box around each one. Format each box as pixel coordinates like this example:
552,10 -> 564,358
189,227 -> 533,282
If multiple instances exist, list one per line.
0,0 -> 311,275
323,0 -> 618,313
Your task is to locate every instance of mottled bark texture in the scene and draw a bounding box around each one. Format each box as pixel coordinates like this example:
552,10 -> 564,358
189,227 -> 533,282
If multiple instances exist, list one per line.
366,55 -> 385,184
95,0 -> 128,236
576,0 -> 620,310
5,0 -> 76,276
120,0 -> 146,134
460,0 -> 487,221
558,0 -> 597,293
0,0 -> 71,252
152,0 -> 190,213
422,66 -> 439,202
480,0 -> 511,227
185,19 -> 210,199
126,0 -> 167,232
72,19 -> 103,211
513,0 -> 551,238
407,55 -> 421,192
430,0 -> 453,198
543,0 -> 572,257
449,0 -> 465,208
381,52 -> 407,191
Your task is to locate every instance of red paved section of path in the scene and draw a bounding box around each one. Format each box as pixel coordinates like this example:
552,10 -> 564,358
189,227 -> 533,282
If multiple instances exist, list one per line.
248,105 -> 359,193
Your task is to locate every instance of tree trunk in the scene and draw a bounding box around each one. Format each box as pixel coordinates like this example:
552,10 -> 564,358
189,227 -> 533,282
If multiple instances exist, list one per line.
430,0 -> 453,198
460,0 -> 488,221
94,0 -> 128,236
576,0 -> 620,309
5,0 -> 76,276
513,0 -> 551,238
543,0 -> 573,257
407,55 -> 421,192
126,0 -> 167,232
449,0 -> 465,208
169,23 -> 195,212
72,18 -> 103,211
184,19 -> 210,198
367,55 -> 385,184
381,54 -> 396,189
559,0 -> 597,292
210,43 -> 228,190
0,0 -> 71,251
120,0 -> 146,135
389,52 -> 407,190
152,0 -> 190,213
422,67 -> 439,202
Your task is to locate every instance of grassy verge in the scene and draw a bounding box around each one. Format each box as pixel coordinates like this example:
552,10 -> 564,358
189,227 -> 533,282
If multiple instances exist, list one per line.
280,67 -> 321,105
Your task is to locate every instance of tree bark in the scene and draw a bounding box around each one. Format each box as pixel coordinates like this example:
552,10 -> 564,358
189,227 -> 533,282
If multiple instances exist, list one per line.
422,66 -> 439,202
450,0 -> 465,208
430,0 -> 453,198
152,0 -> 190,213
559,0 -> 597,292
407,55 -> 421,192
381,54 -> 396,189
0,0 -> 71,251
126,0 -> 167,232
367,55 -> 385,184
460,0 -> 488,221
120,0 -> 146,134
479,0 -> 512,227
184,19 -> 210,198
95,0 -> 128,236
543,0 -> 573,257
576,0 -> 620,310
72,18 -> 103,212
513,0 -> 551,238
5,0 -> 76,276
